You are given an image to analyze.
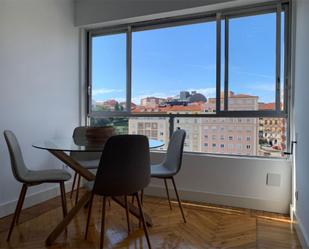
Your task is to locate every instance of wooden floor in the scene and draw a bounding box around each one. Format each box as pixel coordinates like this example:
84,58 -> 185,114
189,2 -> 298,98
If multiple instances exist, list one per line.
0,191 -> 301,249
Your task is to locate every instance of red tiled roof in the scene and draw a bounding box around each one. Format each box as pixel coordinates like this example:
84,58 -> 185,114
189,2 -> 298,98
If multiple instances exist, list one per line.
259,102 -> 275,110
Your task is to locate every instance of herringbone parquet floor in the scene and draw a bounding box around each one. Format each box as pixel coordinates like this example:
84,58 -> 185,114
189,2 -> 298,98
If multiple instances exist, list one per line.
0,191 -> 301,249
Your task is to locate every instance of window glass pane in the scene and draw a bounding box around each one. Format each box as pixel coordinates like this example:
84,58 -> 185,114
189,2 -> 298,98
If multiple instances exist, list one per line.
174,117 -> 286,157
132,21 -> 216,114
90,117 -> 128,135
91,33 -> 126,112
128,117 -> 169,150
228,13 -> 276,111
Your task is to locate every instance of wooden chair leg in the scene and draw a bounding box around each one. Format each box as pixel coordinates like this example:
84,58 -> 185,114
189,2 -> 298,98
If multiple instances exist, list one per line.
135,193 -> 152,249
171,177 -> 186,223
75,174 -> 81,205
84,192 -> 94,240
131,195 -> 135,204
70,172 -> 77,199
60,182 -> 67,218
124,196 -> 131,233
7,184 -> 28,241
163,178 -> 172,210
100,197 -> 107,249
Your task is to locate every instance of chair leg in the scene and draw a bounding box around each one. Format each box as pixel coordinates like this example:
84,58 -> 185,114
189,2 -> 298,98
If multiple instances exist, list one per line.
75,174 -> 81,205
84,192 -> 95,240
171,177 -> 186,223
141,189 -> 144,205
135,193 -> 152,249
100,197 -> 107,249
124,196 -> 131,233
70,172 -> 77,199
60,182 -> 67,218
163,178 -> 172,210
7,184 -> 28,241
15,184 -> 28,225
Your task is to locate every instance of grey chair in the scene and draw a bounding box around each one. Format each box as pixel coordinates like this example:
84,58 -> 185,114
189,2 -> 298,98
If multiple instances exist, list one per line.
142,129 -> 187,223
84,135 -> 152,249
3,130 -> 71,241
70,126 -> 101,204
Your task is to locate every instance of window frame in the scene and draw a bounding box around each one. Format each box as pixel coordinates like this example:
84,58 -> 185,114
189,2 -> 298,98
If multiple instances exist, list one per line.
85,1 -> 291,157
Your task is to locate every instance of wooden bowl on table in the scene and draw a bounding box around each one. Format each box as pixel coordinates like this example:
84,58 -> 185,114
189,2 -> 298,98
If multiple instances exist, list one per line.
85,126 -> 115,145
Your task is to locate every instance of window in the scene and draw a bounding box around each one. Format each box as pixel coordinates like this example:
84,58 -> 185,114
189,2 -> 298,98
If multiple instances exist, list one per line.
227,13 -> 276,111
87,2 -> 290,158
132,21 -> 216,114
91,33 -> 127,113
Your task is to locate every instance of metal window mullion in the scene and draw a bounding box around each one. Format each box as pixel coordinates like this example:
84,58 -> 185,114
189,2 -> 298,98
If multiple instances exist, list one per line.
284,7 -> 289,116
126,26 -> 132,114
275,4 -> 282,112
224,17 -> 229,111
216,13 -> 222,113
87,31 -> 92,116
285,4 -> 291,154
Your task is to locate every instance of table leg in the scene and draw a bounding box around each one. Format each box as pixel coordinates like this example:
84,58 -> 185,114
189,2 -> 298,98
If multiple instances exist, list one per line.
112,196 -> 153,227
45,191 -> 92,246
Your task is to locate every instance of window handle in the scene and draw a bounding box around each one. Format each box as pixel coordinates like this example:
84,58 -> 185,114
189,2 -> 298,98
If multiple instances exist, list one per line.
284,141 -> 297,155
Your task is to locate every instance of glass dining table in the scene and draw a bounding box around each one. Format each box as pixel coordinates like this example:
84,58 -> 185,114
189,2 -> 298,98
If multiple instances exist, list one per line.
32,137 -> 164,246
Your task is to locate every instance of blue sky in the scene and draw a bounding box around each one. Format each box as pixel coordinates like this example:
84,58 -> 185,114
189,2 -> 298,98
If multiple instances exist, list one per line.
92,12 -> 282,105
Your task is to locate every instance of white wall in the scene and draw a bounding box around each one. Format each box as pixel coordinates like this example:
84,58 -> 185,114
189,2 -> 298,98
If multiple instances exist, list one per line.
74,0 -> 269,28
0,0 -> 79,217
293,0 -> 309,246
149,153 -> 291,213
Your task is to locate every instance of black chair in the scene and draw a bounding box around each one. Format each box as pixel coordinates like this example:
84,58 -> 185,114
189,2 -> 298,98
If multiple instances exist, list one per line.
84,135 -> 152,249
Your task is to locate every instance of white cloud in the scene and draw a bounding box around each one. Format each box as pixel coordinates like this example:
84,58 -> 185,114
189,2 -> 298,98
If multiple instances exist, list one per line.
92,88 -> 123,96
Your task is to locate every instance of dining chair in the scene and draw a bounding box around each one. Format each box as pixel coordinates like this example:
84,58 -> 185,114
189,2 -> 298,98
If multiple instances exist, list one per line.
84,135 -> 152,249
70,126 -> 101,204
141,129 -> 187,223
3,130 -> 71,241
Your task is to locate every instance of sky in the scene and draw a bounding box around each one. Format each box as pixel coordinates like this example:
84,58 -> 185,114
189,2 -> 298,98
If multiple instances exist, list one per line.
92,12 -> 284,106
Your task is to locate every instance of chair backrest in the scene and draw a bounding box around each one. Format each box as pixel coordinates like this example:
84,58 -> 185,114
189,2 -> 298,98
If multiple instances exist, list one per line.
70,126 -> 103,161
3,130 -> 29,183
93,135 -> 150,196
162,129 -> 186,175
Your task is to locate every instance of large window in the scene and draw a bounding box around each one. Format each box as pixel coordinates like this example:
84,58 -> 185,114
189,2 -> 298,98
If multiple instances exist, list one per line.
87,2 -> 290,158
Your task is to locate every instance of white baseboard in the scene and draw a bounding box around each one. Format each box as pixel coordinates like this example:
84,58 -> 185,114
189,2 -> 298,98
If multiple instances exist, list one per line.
0,181 -> 73,219
144,184 -> 289,214
293,211 -> 309,249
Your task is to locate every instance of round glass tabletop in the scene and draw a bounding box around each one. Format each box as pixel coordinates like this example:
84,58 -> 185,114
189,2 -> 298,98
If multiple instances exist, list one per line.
32,137 -> 164,152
